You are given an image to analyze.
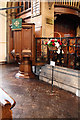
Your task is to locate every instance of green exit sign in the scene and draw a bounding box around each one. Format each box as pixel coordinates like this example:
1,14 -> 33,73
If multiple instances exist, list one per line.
12,18 -> 22,30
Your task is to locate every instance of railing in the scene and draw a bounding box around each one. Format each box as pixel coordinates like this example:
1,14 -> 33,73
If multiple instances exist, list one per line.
54,0 -> 80,9
35,37 -> 80,70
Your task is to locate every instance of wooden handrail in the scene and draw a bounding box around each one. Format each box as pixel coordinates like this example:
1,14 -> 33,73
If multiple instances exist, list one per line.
0,88 -> 16,109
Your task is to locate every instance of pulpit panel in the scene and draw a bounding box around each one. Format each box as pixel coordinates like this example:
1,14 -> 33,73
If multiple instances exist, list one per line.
21,27 -> 32,51
14,30 -> 22,58
9,23 -> 35,65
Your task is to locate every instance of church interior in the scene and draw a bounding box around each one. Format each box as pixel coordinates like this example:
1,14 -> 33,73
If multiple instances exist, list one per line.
0,0 -> 80,119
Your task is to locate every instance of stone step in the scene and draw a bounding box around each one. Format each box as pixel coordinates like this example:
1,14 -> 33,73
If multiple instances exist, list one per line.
39,64 -> 80,97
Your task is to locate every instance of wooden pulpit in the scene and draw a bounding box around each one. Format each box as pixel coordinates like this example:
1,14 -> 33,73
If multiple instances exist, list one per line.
10,23 -> 35,78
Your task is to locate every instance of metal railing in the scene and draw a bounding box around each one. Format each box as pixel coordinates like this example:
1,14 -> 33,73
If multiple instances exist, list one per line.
54,0 -> 80,9
35,37 -> 80,70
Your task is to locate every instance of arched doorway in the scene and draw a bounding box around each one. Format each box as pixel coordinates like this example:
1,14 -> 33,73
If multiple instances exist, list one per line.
54,14 -> 79,37
54,14 -> 80,69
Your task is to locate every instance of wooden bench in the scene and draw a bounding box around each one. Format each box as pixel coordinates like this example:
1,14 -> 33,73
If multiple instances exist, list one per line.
0,88 -> 16,120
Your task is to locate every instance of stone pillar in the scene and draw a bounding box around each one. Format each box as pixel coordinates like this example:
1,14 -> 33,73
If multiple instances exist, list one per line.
76,25 -> 80,37
7,2 -> 16,63
0,2 -> 7,63
6,2 -> 12,63
41,2 -> 54,37
40,2 -> 54,56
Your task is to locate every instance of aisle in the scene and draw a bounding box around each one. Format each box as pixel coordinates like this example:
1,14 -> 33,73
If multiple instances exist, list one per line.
0,64 -> 79,119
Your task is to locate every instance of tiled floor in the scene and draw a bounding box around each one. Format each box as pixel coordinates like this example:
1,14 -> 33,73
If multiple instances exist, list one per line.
0,64 -> 80,119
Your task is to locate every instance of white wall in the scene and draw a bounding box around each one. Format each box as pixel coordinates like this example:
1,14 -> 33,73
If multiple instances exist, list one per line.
0,2 -> 7,62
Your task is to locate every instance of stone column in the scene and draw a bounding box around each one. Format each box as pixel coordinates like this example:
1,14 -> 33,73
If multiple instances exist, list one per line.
7,2 -> 16,63
41,2 -> 54,37
0,2 -> 7,63
76,25 -> 80,37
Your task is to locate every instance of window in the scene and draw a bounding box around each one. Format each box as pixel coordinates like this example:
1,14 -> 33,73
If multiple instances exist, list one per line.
17,2 -> 20,13
21,2 -> 23,12
32,0 -> 40,17
17,1 -> 31,14
25,0 -> 31,10
25,2 -> 28,9
29,0 -> 31,8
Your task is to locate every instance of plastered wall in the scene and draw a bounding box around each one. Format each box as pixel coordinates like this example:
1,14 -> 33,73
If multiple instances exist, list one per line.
41,2 -> 54,37
0,2 -> 6,62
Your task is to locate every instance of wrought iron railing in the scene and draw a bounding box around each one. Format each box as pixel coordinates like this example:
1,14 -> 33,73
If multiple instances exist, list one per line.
35,37 -> 80,70
54,0 -> 80,9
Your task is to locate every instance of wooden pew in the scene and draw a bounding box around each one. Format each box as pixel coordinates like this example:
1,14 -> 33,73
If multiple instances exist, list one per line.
0,88 -> 16,120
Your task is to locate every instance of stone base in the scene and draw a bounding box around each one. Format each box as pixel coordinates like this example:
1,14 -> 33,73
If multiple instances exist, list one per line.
39,64 -> 80,97
15,71 -> 35,79
16,56 -> 36,79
